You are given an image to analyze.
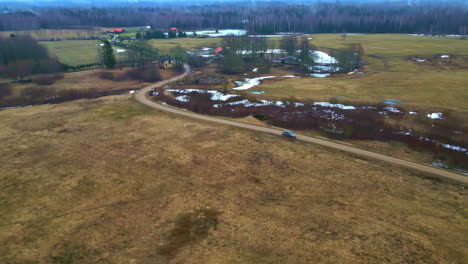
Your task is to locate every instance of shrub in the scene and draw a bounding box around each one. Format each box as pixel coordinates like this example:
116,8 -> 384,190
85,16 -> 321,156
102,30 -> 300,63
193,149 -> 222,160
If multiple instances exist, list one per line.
253,113 -> 267,121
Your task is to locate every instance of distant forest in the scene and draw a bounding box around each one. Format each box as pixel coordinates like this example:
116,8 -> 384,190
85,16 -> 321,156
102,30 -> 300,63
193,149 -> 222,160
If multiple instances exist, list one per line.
1,2 -> 467,35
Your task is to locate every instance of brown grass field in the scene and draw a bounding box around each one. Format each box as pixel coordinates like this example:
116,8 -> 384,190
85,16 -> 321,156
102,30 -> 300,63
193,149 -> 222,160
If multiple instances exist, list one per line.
3,67 -> 178,99
0,95 -> 467,263
258,34 -> 468,111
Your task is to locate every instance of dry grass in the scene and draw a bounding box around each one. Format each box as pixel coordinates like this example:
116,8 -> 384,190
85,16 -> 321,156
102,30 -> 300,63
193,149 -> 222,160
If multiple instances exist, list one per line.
0,95 -> 466,263
251,34 -> 468,111
6,67 -> 177,97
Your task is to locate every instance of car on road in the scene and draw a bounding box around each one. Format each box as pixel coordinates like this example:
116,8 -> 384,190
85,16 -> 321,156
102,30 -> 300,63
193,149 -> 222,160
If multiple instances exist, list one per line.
282,130 -> 296,139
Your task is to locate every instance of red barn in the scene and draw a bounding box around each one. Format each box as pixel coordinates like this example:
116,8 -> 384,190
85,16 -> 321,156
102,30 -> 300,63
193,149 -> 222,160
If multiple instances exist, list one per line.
169,27 -> 179,31
109,28 -> 125,33
214,47 -> 224,55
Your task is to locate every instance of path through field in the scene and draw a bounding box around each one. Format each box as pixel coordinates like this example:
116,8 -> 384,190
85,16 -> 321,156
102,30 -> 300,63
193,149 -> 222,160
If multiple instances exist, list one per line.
135,64 -> 468,184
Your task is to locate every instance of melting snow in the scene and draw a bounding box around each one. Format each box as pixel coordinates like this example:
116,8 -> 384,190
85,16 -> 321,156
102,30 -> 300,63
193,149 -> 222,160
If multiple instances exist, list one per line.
129,90 -> 136,94
0,105 -> 33,110
313,102 -> 356,110
175,95 -> 189,102
193,29 -> 247,37
311,73 -> 330,78
441,55 -> 450,59
383,107 -> 402,113
427,112 -> 443,119
233,76 -> 275,90
115,49 -> 126,53
441,144 -> 467,153
409,112 -> 418,115
312,51 -> 337,64
252,68 -> 258,73
167,89 -> 240,101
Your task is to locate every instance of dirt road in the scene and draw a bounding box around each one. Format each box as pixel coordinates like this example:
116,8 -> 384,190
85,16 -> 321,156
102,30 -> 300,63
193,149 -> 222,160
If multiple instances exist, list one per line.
134,66 -> 468,185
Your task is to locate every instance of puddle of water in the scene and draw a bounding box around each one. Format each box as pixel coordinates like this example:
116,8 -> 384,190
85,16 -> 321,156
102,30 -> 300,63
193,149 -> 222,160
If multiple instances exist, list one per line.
383,99 -> 402,105
432,162 -> 468,176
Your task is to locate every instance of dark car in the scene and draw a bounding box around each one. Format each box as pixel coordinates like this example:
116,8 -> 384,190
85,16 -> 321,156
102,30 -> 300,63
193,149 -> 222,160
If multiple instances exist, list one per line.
282,130 -> 297,139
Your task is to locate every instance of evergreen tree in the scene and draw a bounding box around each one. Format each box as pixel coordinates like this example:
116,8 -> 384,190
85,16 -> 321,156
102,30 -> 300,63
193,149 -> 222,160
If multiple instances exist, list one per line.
136,32 -> 142,39
168,30 -> 177,38
100,40 -> 116,69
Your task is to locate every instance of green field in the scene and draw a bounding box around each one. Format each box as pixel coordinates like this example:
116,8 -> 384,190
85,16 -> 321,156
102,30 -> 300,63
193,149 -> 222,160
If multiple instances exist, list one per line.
41,38 -> 219,66
41,40 -> 126,66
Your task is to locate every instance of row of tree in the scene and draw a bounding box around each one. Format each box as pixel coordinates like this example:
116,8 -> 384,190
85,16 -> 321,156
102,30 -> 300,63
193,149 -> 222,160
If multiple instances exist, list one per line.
1,3 -> 466,34
135,30 -> 188,40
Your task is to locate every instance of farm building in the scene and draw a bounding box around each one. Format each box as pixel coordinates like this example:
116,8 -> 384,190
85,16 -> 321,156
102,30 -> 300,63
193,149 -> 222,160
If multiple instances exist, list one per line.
214,47 -> 224,55
159,55 -> 175,69
109,28 -> 125,33
169,27 -> 179,32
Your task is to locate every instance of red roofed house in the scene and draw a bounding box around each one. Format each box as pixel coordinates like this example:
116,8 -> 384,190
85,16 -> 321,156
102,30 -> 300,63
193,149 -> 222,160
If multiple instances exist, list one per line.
214,47 -> 224,55
169,27 -> 179,31
109,28 -> 125,33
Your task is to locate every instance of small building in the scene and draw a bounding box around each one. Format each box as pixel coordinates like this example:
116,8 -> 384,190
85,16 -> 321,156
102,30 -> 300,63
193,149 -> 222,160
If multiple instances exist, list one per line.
214,47 -> 224,55
109,28 -> 125,34
169,27 -> 179,32
159,55 -> 175,69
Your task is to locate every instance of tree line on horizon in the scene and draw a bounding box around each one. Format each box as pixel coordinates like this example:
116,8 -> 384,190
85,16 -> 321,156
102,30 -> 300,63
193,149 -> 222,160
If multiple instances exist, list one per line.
0,3 -> 467,35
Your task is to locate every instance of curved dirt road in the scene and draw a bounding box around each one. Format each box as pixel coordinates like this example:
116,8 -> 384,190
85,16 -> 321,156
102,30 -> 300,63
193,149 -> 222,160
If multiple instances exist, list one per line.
135,66 -> 468,184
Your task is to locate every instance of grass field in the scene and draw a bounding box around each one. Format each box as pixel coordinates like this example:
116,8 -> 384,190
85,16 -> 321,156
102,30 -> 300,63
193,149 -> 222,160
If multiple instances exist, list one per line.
0,95 -> 467,263
40,40 -> 129,66
149,38 -> 221,54
259,34 -> 468,110
0,27 -> 111,40
40,38 -> 218,66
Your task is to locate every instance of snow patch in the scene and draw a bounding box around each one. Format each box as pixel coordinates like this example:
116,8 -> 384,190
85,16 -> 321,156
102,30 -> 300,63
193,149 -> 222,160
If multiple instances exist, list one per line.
311,51 -> 337,64
383,107 -> 402,113
441,144 -> 467,153
175,95 -> 189,102
313,102 -> 356,110
427,112 -> 443,119
233,76 -> 275,90
193,29 -> 246,37
310,73 -> 330,78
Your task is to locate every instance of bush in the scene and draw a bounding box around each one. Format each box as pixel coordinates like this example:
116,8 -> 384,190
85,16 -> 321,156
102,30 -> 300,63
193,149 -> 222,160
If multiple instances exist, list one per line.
253,113 -> 267,121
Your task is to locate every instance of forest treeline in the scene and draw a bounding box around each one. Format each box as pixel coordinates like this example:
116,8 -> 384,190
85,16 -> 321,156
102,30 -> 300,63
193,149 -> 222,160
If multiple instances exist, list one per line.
1,2 -> 467,34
